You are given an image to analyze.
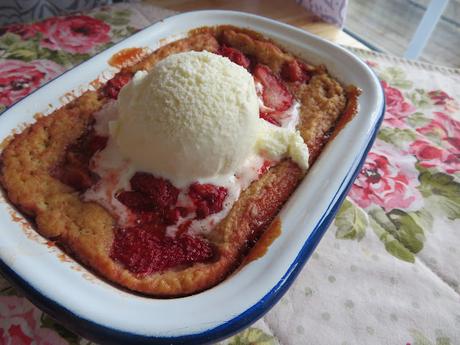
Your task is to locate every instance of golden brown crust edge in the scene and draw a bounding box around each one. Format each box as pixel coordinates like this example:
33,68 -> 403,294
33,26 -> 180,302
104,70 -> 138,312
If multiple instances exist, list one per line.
0,26 -> 350,297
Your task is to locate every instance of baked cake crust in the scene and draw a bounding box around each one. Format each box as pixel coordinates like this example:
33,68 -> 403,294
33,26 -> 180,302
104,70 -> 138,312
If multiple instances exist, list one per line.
0,26 -> 356,297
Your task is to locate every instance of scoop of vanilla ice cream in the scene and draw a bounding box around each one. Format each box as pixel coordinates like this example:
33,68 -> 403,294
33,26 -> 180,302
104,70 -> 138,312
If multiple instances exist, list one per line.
113,51 -> 260,187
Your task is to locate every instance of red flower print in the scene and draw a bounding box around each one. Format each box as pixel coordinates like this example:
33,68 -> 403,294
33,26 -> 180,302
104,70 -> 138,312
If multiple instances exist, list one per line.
349,140 -> 422,212
417,112 -> 460,154
0,296 -> 67,345
382,81 -> 415,128
36,15 -> 111,54
0,59 -> 64,107
428,90 -> 460,113
410,139 -> 460,174
428,90 -> 453,105
0,23 -> 38,39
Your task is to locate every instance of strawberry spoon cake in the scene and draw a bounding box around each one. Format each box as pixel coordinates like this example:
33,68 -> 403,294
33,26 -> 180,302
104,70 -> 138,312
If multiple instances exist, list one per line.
0,26 -> 359,296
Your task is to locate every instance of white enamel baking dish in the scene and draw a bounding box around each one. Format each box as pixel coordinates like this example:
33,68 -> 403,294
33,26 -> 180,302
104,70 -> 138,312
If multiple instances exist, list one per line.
0,10 -> 384,345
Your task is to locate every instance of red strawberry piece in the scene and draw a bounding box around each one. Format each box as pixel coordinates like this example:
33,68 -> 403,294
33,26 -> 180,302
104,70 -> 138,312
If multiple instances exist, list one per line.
110,226 -> 177,275
116,191 -> 154,212
103,71 -> 132,99
176,219 -> 192,237
259,111 -> 281,126
130,172 -> 179,210
281,60 -> 312,83
177,207 -> 190,218
55,163 -> 94,191
53,131 -> 105,191
110,226 -> 214,275
110,227 -> 150,274
188,183 -> 228,219
164,208 -> 181,226
253,64 -> 293,111
181,235 -> 215,262
135,210 -> 163,226
194,200 -> 211,220
258,160 -> 272,176
87,135 -> 108,156
218,45 -> 250,69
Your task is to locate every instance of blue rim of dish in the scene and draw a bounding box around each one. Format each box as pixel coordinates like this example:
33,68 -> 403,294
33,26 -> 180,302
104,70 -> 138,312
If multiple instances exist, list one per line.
0,12 -> 386,345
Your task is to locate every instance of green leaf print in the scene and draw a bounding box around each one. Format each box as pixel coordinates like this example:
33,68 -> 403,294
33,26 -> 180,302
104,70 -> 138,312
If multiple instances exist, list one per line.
49,50 -> 91,66
379,67 -> 413,89
228,327 -> 277,345
5,47 -> 38,60
418,169 -> 460,220
0,31 -> 92,67
126,26 -> 139,35
410,329 -> 452,345
386,209 -> 425,253
0,32 -> 27,50
377,127 -> 417,149
92,12 -> 111,22
113,9 -> 131,17
0,32 -> 21,47
111,28 -> 125,38
0,33 -> 40,61
111,26 -> 139,40
409,208 -> 434,232
424,133 -> 447,149
334,198 -> 368,240
106,17 -> 131,26
437,337 -> 453,345
40,314 -> 81,345
408,112 -> 432,128
406,89 -> 431,108
370,212 -> 415,263
369,207 -> 429,262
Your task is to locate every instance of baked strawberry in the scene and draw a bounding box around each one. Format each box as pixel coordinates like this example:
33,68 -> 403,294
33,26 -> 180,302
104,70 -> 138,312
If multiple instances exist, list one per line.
130,172 -> 179,210
55,162 -> 94,191
53,131 -> 104,191
188,183 -> 228,219
177,207 -> 190,218
116,191 -> 154,212
181,235 -> 215,262
110,227 -> 214,275
111,226 -> 173,275
163,207 -> 181,226
218,45 -> 250,69
258,160 -> 272,176
103,71 -> 132,99
134,210 -> 163,226
175,219 -> 192,237
281,60 -> 311,83
253,64 -> 293,111
87,135 -> 108,156
259,111 -> 281,126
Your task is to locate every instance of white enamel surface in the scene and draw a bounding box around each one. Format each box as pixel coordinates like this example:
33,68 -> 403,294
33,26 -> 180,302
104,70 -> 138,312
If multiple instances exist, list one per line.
0,11 -> 384,337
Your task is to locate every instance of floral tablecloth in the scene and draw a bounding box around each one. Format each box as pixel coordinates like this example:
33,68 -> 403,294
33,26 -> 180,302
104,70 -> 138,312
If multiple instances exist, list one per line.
0,4 -> 459,345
